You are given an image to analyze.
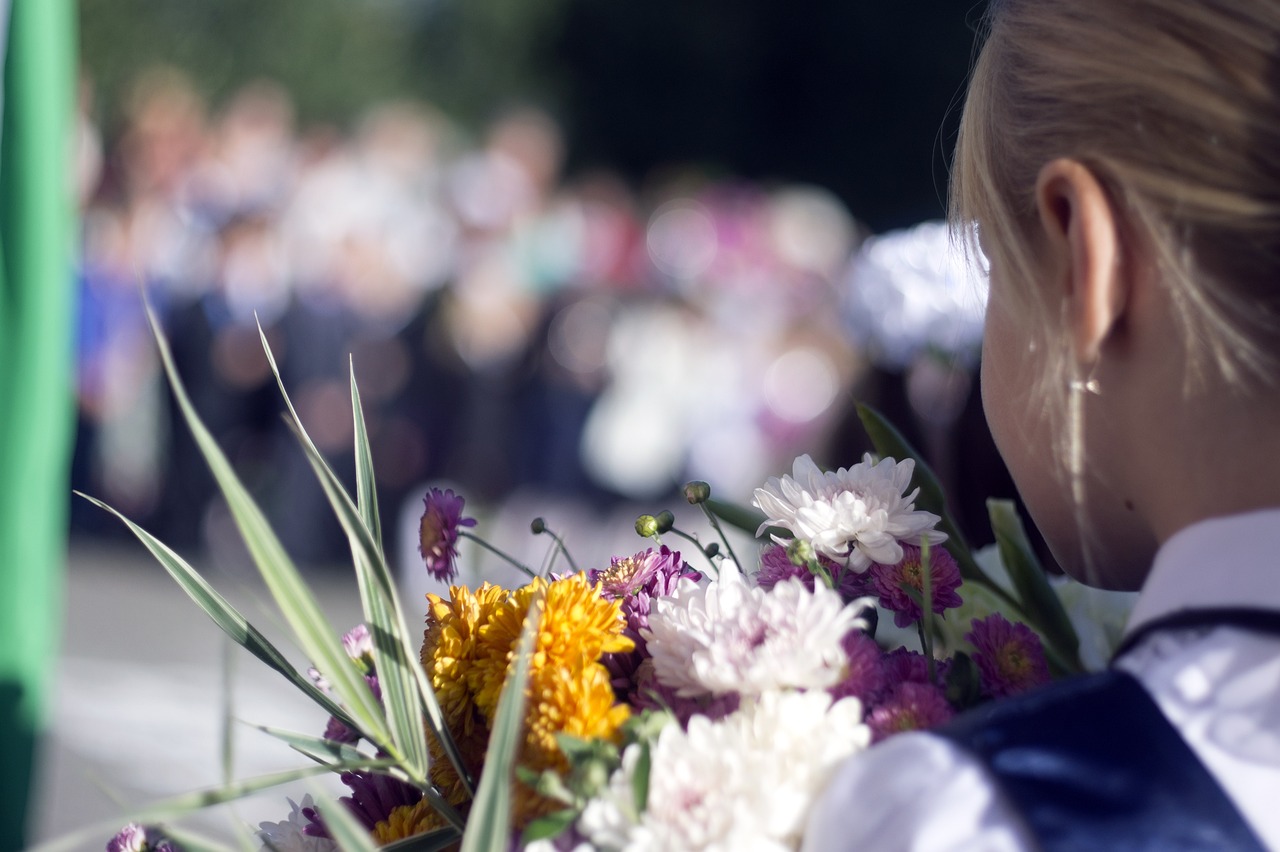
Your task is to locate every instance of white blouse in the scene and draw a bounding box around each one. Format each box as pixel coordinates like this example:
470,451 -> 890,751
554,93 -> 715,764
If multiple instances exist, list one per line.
803,509 -> 1280,851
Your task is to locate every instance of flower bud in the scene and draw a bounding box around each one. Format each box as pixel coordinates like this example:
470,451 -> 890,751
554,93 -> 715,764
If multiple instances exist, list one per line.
684,480 -> 711,504
655,510 -> 675,533
786,538 -> 816,567
530,517 -> 547,535
635,514 -> 660,538
703,542 -> 720,558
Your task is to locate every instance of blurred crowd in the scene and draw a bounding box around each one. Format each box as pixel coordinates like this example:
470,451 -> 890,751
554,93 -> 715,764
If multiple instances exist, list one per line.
71,68 -> 1004,568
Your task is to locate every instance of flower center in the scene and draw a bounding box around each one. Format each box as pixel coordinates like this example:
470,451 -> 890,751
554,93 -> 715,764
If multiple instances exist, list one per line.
997,644 -> 1030,681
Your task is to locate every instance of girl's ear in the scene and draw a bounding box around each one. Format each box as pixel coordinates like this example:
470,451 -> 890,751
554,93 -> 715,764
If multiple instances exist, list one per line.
1034,159 -> 1127,365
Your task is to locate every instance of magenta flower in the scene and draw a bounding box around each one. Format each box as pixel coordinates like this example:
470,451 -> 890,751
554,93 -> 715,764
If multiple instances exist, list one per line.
829,630 -> 887,704
967,613 -> 1052,699
342,623 -> 375,672
630,659 -> 740,726
418,488 -> 476,582
881,646 -> 950,687
756,544 -> 866,599
591,546 -> 699,638
868,544 -> 963,628
107,824 -> 178,852
867,681 -> 955,742
591,547 -> 699,702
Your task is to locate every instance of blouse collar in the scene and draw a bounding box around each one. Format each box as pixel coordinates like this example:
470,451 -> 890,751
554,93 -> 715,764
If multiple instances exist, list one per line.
1124,507 -> 1280,640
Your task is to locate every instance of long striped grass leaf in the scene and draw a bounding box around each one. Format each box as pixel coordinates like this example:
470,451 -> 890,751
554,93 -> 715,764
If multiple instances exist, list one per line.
77,492 -> 360,733
254,725 -> 373,767
146,303 -> 390,749
460,590 -> 542,852
33,762 -> 395,852
257,324 -> 428,782
350,360 -> 382,556
313,787 -> 379,852
257,322 -> 469,794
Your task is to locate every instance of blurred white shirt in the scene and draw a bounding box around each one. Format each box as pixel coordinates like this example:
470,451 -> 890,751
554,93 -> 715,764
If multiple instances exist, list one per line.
803,509 -> 1280,851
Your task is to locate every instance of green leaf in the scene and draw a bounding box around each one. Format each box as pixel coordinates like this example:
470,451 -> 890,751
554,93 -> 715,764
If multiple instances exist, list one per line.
255,724 -> 373,767
632,743 -> 652,815
855,403 -> 1018,608
32,762 -> 395,852
461,590 -> 542,852
314,789 -> 380,852
76,492 -> 360,735
257,323 -> 436,786
943,650 -> 984,710
350,360 -> 383,556
704,497 -> 786,540
987,499 -> 1083,674
521,810 -> 578,845
145,303 -> 392,750
855,403 -> 948,519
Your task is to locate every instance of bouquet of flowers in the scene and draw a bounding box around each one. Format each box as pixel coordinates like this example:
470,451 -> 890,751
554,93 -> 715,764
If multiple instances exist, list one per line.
81,311 -> 1092,852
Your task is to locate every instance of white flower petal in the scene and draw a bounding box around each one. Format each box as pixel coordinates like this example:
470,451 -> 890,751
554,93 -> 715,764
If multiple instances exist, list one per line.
751,453 -> 944,568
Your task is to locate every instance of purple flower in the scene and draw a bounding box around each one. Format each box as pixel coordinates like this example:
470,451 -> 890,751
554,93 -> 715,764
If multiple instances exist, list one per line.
591,546 -> 699,639
303,770 -> 423,837
342,624 -> 375,671
418,488 -> 476,582
829,630 -> 887,704
967,613 -> 1052,699
590,547 -> 700,703
322,674 -> 382,744
629,659 -> 740,726
107,824 -> 177,852
756,544 -> 866,599
868,544 -> 963,628
867,681 -> 955,742
881,647 -> 950,687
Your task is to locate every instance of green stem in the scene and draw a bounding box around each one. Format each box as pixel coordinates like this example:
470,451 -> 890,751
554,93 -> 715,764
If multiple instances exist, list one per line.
667,525 -> 719,575
808,557 -> 835,590
543,529 -> 581,575
699,504 -> 743,574
920,541 -> 937,684
460,531 -> 537,580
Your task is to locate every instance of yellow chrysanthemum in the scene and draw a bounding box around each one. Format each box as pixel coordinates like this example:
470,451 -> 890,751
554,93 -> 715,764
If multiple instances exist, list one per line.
371,797 -> 450,845
427,720 -> 489,807
470,574 -> 634,720
421,582 -> 509,736
523,657 -> 631,766
511,656 -> 631,826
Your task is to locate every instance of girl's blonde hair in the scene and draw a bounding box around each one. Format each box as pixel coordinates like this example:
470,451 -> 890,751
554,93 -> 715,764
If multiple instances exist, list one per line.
952,0 -> 1280,391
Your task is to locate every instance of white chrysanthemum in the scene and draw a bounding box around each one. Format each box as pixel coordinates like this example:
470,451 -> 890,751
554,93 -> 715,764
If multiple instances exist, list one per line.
580,690 -> 870,851
753,453 -> 945,572
642,566 -> 870,697
257,796 -> 338,852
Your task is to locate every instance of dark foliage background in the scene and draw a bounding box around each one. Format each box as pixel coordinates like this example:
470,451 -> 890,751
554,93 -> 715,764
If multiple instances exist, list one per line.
81,0 -> 980,230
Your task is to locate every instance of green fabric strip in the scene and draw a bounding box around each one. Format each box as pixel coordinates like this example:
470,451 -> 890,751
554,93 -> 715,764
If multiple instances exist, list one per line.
0,0 -> 76,846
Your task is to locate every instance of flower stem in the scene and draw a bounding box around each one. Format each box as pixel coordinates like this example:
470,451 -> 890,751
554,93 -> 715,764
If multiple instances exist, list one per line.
460,530 -> 537,579
808,557 -> 836,590
542,527 -> 581,575
699,503 -> 743,573
668,525 -> 719,575
920,541 -> 937,684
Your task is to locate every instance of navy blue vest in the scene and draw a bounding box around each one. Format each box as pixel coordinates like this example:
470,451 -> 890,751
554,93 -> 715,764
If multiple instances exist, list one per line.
939,660 -> 1267,851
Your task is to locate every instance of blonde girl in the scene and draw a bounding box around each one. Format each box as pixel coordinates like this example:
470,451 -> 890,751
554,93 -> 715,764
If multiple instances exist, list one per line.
807,1 -> 1280,848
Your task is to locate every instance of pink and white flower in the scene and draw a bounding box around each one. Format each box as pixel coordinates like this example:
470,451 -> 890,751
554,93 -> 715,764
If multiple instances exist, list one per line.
753,454 -> 945,572
642,564 -> 872,698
